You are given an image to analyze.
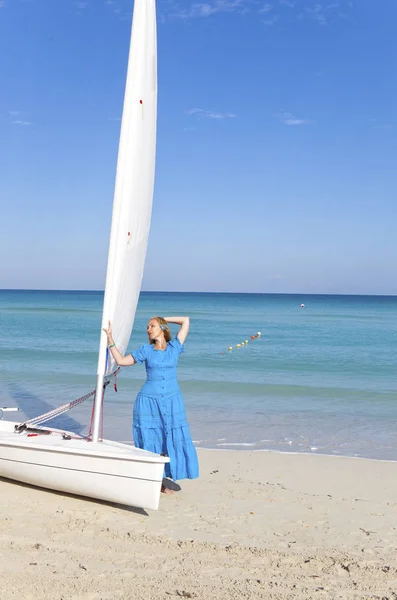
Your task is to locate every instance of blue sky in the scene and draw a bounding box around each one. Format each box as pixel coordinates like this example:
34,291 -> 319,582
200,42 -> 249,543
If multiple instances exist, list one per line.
0,0 -> 396,294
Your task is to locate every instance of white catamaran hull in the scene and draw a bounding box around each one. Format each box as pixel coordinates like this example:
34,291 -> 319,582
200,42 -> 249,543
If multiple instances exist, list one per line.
0,421 -> 169,511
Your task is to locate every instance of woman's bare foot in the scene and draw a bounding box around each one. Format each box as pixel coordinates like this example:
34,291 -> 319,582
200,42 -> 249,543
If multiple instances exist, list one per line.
161,485 -> 174,494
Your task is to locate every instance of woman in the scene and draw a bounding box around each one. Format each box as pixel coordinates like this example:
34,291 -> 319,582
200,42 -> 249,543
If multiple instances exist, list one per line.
103,316 -> 199,494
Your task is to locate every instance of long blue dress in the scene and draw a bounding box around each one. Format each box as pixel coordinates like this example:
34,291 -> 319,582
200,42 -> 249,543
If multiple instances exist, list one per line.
131,336 -> 199,481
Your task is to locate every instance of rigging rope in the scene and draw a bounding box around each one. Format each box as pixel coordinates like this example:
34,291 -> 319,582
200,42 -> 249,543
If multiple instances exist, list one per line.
15,388 -> 97,432
14,368 -> 120,437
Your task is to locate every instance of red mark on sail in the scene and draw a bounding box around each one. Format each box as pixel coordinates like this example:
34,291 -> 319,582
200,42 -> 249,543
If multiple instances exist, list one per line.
140,100 -> 143,104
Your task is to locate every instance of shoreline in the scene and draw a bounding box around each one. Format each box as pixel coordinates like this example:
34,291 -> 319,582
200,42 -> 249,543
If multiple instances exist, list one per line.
114,439 -> 397,463
197,445 -> 397,463
1,448 -> 396,598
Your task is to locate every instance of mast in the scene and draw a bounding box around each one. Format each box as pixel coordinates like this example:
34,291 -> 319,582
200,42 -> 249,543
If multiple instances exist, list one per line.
91,0 -> 158,443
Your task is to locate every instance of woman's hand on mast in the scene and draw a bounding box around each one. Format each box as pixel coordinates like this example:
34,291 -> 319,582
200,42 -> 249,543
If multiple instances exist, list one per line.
103,320 -> 135,366
103,320 -> 114,344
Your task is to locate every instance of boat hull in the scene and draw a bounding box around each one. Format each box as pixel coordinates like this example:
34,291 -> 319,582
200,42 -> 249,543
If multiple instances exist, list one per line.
0,421 -> 169,510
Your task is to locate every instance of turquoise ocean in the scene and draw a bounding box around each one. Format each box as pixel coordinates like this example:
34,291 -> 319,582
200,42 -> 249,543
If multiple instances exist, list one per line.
1,290 -> 396,461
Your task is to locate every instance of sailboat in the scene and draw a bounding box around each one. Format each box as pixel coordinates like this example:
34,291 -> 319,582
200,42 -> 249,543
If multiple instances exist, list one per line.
0,0 -> 169,511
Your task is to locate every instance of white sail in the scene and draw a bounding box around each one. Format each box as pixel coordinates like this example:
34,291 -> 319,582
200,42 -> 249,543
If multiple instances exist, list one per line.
91,0 -> 157,442
98,0 -> 157,378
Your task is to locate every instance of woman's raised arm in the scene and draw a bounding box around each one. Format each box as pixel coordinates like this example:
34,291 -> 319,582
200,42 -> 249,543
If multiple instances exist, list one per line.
164,316 -> 190,345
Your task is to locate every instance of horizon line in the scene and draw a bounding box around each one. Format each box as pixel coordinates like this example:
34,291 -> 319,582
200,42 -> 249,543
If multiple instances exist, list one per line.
1,288 -> 396,298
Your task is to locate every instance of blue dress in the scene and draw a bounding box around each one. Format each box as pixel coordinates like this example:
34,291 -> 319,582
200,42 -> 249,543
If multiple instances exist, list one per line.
131,337 -> 199,481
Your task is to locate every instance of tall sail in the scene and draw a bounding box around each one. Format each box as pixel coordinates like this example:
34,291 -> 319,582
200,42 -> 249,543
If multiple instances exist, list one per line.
92,0 -> 157,441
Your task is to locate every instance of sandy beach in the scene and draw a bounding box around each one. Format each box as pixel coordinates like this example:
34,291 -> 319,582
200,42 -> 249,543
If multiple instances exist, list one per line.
1,449 -> 396,599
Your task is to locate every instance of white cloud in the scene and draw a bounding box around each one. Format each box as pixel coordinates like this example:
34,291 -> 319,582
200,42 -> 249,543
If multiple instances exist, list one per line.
9,110 -> 32,126
258,1 -> 351,27
12,120 -> 31,126
166,0 -> 349,23
304,4 -> 327,25
299,3 -> 347,26
259,3 -> 273,13
105,0 -> 128,19
186,107 -> 237,119
172,0 -> 249,19
276,111 -> 312,126
192,3 -> 217,16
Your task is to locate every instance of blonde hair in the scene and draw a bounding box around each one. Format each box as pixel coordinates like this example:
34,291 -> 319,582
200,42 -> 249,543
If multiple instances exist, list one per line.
149,316 -> 171,343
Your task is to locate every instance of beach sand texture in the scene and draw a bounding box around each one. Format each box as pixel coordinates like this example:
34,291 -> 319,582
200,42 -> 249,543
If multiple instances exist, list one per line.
1,449 -> 396,599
